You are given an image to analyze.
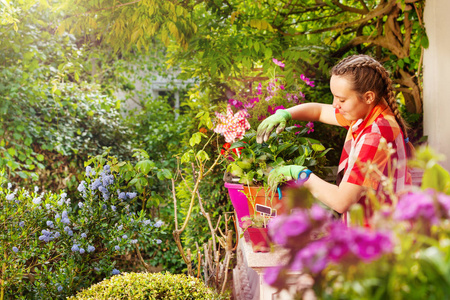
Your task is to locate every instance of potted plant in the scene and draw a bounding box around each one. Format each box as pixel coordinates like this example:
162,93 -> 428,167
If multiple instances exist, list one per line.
241,214 -> 273,253
224,128 -> 331,221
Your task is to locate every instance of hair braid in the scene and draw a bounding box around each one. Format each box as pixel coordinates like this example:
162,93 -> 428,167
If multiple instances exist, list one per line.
331,54 -> 414,157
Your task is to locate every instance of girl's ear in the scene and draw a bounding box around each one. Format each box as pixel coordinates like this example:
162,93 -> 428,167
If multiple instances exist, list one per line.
364,91 -> 376,105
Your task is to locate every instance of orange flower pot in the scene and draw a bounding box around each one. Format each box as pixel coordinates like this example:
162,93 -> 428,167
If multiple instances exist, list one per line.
243,186 -> 286,217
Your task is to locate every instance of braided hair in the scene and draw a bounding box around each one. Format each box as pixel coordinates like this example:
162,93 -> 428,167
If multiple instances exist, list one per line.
331,54 -> 414,157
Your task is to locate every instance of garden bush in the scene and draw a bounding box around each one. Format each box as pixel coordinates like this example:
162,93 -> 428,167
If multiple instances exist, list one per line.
0,151 -> 166,299
69,272 -> 222,300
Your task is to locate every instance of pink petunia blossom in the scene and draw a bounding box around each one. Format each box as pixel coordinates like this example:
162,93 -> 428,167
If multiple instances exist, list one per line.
214,105 -> 251,143
267,105 -> 286,115
272,58 -> 285,68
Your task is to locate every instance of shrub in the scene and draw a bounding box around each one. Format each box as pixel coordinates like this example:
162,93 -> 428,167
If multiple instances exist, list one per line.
68,272 -> 222,300
0,152 -> 165,298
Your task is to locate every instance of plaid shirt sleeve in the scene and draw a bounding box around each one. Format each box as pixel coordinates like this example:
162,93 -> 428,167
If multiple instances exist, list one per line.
341,132 -> 389,190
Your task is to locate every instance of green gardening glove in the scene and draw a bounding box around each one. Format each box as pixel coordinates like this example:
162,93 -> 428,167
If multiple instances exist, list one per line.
256,109 -> 292,143
268,165 -> 308,191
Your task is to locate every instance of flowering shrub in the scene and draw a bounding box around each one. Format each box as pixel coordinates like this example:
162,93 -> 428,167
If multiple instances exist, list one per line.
262,147 -> 450,299
226,58 -> 316,130
0,154 -> 165,298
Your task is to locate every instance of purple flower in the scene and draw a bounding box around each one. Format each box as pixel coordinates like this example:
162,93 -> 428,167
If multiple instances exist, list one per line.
81,233 -> 87,238
111,205 -> 116,212
115,245 -> 120,251
85,166 -> 92,177
79,248 -> 85,254
12,246 -> 19,253
267,105 -> 286,115
112,269 -> 120,275
126,192 -> 137,199
118,192 -> 127,200
46,221 -> 54,228
394,191 -> 438,224
291,239 -> 329,273
257,82 -> 263,95
309,204 -> 330,221
306,122 -> 314,134
130,239 -> 138,244
78,202 -> 84,209
57,285 -> 63,292
122,235 -> 128,239
88,245 -> 95,253
71,244 -> 80,252
77,181 -> 87,193
156,239 -> 162,244
269,211 -> 310,246
103,164 -> 111,173
19,221 -> 25,227
263,266 -> 283,286
228,99 -> 243,109
6,194 -> 15,201
90,178 -> 102,191
272,58 -> 285,68
350,229 -> 392,262
154,220 -> 163,228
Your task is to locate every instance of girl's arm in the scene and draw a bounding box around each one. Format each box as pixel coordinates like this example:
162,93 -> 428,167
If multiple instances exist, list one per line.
304,174 -> 365,214
286,103 -> 339,126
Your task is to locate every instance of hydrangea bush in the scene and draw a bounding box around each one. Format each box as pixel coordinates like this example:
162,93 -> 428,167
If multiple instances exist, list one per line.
0,154 -> 166,299
263,147 -> 450,299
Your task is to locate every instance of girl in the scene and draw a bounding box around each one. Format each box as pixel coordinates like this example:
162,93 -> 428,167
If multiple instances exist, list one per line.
257,54 -> 413,222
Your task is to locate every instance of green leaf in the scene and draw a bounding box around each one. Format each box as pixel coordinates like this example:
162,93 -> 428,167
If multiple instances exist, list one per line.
135,160 -> 155,175
421,164 -> 450,194
312,144 -> 326,152
196,150 -> 209,162
189,132 -> 202,147
36,154 -> 44,162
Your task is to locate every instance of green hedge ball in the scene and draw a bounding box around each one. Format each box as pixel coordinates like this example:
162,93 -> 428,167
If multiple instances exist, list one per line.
69,272 -> 222,300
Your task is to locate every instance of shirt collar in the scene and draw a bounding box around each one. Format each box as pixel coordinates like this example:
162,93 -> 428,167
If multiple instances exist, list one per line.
350,102 -> 389,138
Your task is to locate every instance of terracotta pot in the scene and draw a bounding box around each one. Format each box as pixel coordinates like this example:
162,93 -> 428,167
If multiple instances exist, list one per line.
247,227 -> 270,253
224,182 -> 250,227
243,186 -> 286,217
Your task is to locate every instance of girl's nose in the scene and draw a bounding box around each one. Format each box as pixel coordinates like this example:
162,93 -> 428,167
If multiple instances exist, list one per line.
332,98 -> 340,109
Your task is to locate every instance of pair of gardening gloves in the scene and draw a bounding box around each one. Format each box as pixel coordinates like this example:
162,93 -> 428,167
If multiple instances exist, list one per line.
258,109 -> 309,189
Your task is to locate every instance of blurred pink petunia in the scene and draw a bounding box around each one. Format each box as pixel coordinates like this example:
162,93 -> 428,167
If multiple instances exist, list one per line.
214,105 -> 251,143
272,58 -> 285,68
306,121 -> 314,134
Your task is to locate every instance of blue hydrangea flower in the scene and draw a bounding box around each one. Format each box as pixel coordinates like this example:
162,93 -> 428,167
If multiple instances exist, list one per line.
12,246 -> 19,253
6,194 -> 15,201
57,285 -> 63,292
71,244 -> 80,252
126,192 -> 137,199
81,233 -> 87,238
111,269 -> 120,275
88,245 -> 95,253
115,245 -> 120,251
79,248 -> 85,254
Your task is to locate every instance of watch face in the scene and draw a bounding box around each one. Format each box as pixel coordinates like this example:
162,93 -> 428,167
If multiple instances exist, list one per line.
299,172 -> 308,180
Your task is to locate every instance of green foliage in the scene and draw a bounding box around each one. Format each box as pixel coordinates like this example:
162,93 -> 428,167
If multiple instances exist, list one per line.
0,156 -> 164,299
69,272 -> 222,300
227,128 -> 330,186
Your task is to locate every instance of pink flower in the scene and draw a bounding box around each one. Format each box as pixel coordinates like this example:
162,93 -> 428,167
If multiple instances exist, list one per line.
257,82 -> 263,95
228,98 -> 243,109
267,105 -> 285,115
272,58 -> 285,68
306,121 -> 314,134
214,105 -> 251,143
294,124 -> 302,135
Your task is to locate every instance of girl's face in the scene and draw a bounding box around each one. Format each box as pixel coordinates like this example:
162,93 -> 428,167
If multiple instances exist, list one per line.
330,75 -> 375,122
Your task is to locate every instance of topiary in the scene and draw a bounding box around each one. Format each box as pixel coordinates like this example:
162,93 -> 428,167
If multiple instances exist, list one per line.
69,272 -> 222,300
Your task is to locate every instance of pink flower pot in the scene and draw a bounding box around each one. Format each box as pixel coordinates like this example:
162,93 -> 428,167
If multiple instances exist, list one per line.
225,182 -> 250,227
247,227 -> 270,253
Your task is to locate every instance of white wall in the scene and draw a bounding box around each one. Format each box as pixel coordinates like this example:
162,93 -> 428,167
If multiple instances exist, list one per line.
423,0 -> 450,171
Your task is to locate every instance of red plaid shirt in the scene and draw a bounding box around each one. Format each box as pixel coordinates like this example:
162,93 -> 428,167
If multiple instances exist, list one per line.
335,103 -> 412,222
